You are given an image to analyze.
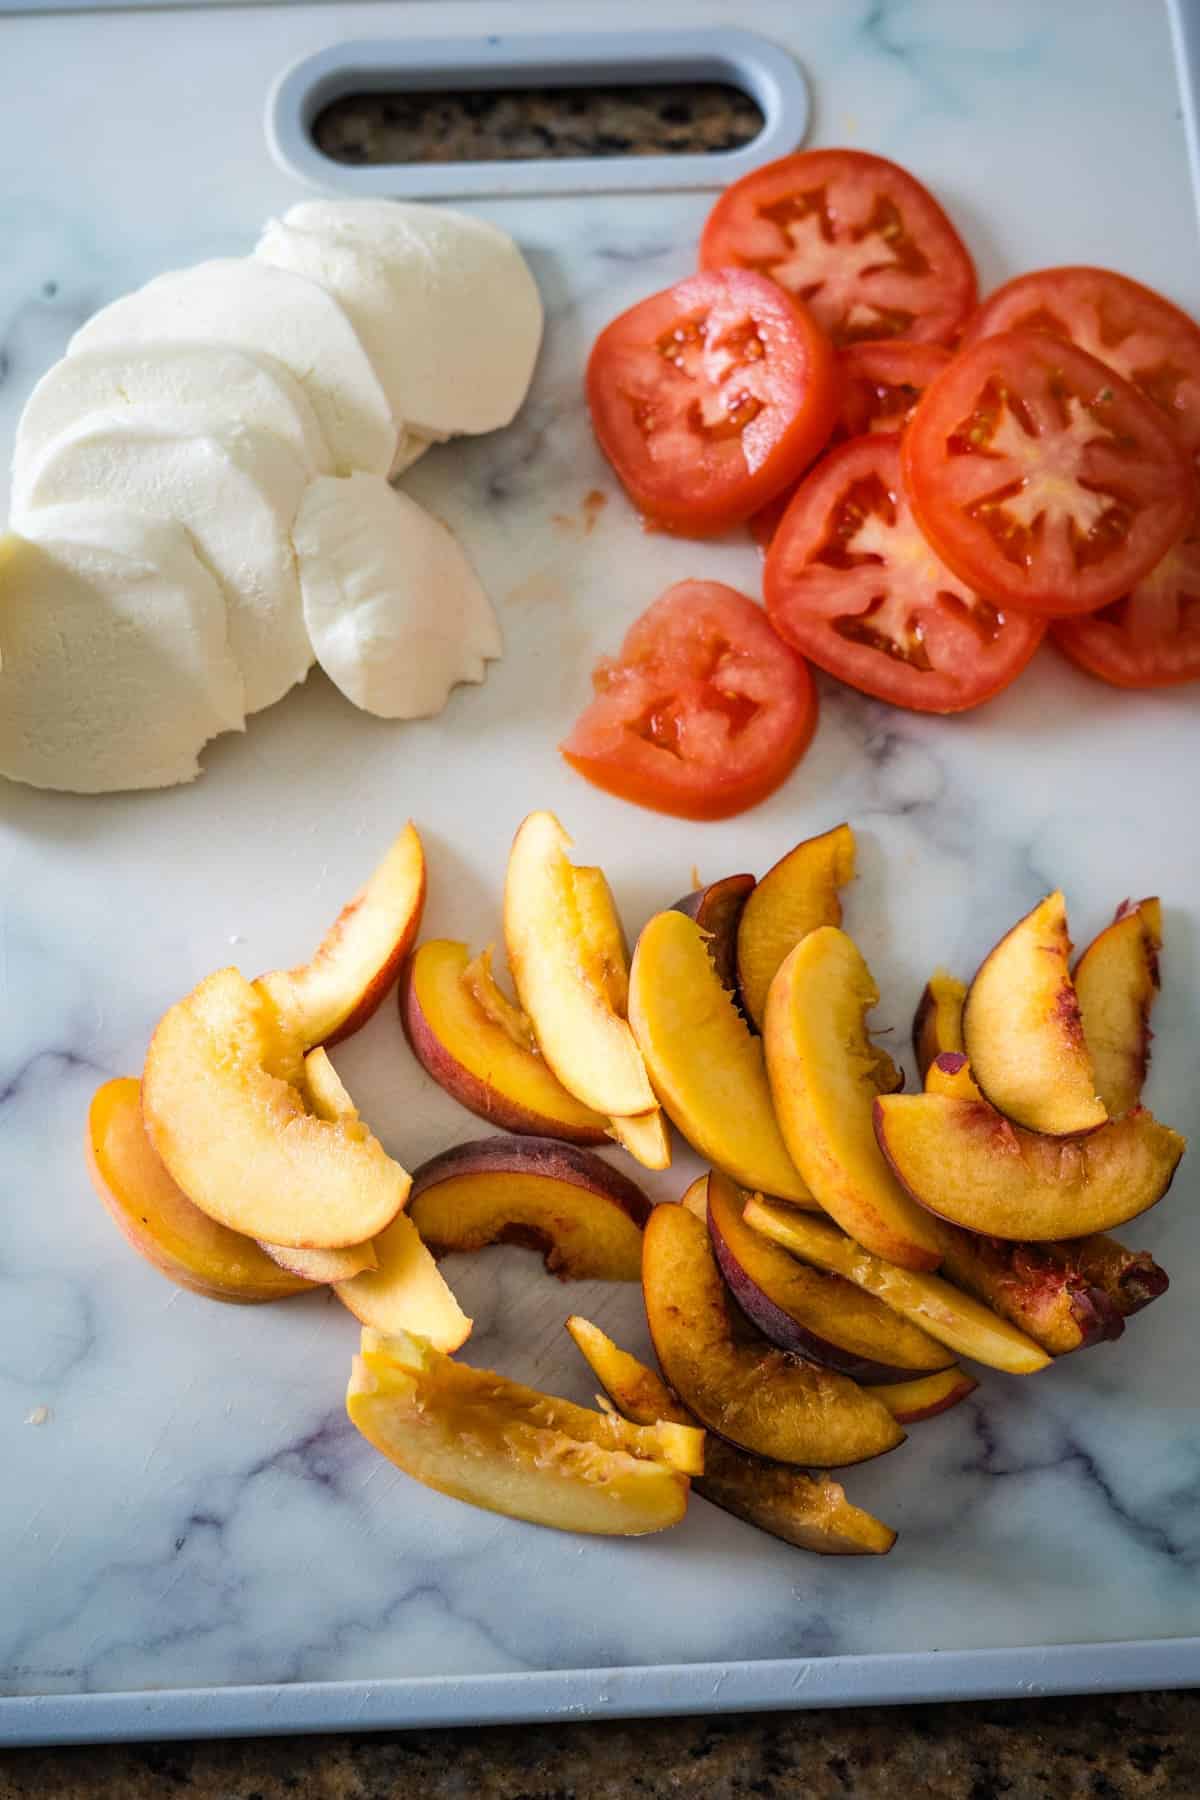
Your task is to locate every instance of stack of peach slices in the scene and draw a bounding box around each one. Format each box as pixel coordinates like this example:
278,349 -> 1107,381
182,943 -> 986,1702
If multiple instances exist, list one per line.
87,813 -> 1183,1554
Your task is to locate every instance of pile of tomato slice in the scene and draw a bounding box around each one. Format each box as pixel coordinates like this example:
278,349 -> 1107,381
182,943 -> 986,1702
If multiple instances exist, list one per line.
572,147 -> 1200,821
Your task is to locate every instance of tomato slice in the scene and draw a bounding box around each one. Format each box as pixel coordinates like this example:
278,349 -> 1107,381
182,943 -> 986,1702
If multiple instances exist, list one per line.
763,435 -> 1044,714
1052,509 -> 1200,687
699,149 -> 977,348
560,580 -> 818,819
586,269 -> 837,537
903,330 -> 1195,617
960,267 -> 1200,459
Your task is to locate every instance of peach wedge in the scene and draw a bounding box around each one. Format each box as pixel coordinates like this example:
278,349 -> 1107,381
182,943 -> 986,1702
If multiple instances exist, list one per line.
1074,898 -> 1163,1117
642,1201 -> 904,1466
763,928 -> 944,1269
87,1077 -> 312,1304
258,1048 -> 379,1283
867,1365 -> 977,1424
912,969 -> 967,1081
566,1316 -> 896,1555
737,822 -> 855,1029
963,892 -> 1106,1136
672,873 -> 755,996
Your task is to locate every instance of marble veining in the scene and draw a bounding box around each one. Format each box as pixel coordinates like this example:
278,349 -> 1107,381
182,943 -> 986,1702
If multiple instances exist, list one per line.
2,0 -> 1200,1707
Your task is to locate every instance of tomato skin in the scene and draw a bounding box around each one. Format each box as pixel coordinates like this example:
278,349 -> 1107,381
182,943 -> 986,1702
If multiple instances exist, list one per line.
959,266 -> 1200,459
560,580 -> 818,821
764,434 -> 1045,714
903,330 -> 1196,618
1052,511 -> 1200,688
586,269 -> 838,538
699,148 -> 977,349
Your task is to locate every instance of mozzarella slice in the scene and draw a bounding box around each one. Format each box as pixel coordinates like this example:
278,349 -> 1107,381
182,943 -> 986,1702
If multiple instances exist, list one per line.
255,201 -> 542,442
292,472 -> 502,719
13,412 -> 312,714
13,343 -> 333,496
69,258 -> 395,477
0,505 -> 244,793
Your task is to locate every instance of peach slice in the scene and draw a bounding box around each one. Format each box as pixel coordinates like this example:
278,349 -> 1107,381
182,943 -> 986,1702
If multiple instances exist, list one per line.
963,892 -> 1106,1136
743,1199 -> 1051,1375
867,1365 -> 977,1424
912,969 -> 967,1081
142,967 -> 411,1249
258,1047 -> 379,1282
672,872 -> 755,996
873,1092 -> 1184,1241
737,822 -> 855,1029
763,928 -> 944,1270
1074,897 -> 1163,1117
565,1316 -> 896,1555
705,1169 -> 954,1382
256,822 -> 425,1050
925,1050 -> 983,1102
401,940 -> 609,1145
86,1077 -> 313,1303
680,1174 -> 709,1220
334,1210 -> 471,1353
406,1135 -> 649,1281
504,812 -> 656,1119
627,910 -> 816,1205
1041,1234 -> 1168,1319
928,1222 -> 1124,1355
642,1202 -> 904,1466
607,1107 -> 672,1170
348,1332 -> 696,1535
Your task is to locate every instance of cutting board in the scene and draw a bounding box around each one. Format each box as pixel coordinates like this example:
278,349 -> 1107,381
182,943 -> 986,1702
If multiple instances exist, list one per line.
3,0 -> 1200,1745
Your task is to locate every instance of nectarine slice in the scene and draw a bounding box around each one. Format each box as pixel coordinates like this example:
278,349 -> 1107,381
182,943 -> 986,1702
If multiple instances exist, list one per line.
963,892 -> 1106,1137
867,1365 -> 977,1424
258,1047 -> 379,1282
406,1135 -> 649,1280
627,910 -> 815,1206
642,1202 -> 904,1466
874,1092 -> 1184,1241
257,822 -> 426,1050
743,1199 -> 1051,1375
87,1078 -> 313,1304
737,822 -> 855,1029
607,1107 -> 672,1171
401,940 -> 609,1145
504,812 -> 655,1118
763,928 -> 944,1269
565,1316 -> 896,1556
672,873 -> 755,996
912,969 -> 967,1081
1074,898 -> 1163,1117
142,968 -> 411,1249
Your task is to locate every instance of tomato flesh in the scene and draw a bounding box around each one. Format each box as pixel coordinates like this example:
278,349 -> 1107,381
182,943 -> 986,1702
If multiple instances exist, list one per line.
1052,510 -> 1200,687
586,269 -> 838,536
764,435 -> 1044,713
560,580 -> 818,820
699,149 -> 976,348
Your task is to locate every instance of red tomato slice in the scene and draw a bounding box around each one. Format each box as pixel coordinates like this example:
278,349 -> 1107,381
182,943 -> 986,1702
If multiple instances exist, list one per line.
960,267 -> 1200,459
763,435 -> 1044,714
903,330 -> 1196,617
1052,509 -> 1200,687
586,269 -> 837,537
699,149 -> 977,348
560,580 -> 818,820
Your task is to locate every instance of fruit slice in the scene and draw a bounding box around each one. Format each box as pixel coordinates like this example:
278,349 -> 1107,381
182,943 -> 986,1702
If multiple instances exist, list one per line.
867,1365 -> 977,1423
963,892 -> 1106,1136
873,1093 -> 1184,1241
763,928 -> 944,1269
627,910 -> 815,1205
334,1218 -> 471,1353
401,940 -> 609,1145
607,1108 -> 672,1171
642,1202 -> 904,1466
705,1169 -> 953,1381
736,822 -> 855,1029
912,969 -> 967,1081
1074,898 -> 1163,1117
347,1331 -> 696,1535
256,822 -> 426,1051
743,1200 -> 1051,1375
406,1135 -> 649,1281
142,968 -> 410,1249
929,1218 -> 1123,1355
1041,1234 -> 1169,1319
258,1047 -> 379,1281
565,1316 -> 896,1555
672,873 -> 755,998
504,812 -> 655,1118
86,1078 -> 312,1304
680,1174 -> 710,1220
925,1050 -> 983,1102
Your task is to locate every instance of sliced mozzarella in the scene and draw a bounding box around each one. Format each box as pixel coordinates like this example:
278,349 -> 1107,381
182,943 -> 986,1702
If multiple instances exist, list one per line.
13,412 -> 312,714
292,472 -> 502,719
69,258 -> 395,477
255,201 -> 542,442
13,343 -> 333,496
0,505 -> 244,793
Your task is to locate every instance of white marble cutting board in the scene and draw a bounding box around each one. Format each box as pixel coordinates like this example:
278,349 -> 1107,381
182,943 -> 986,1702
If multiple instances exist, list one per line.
2,0 -> 1199,1710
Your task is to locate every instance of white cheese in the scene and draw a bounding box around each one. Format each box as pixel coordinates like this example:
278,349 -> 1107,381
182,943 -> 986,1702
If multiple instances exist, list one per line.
0,506 -> 244,793
255,201 -> 542,443
69,258 -> 395,478
291,472 -> 502,719
13,412 -> 312,714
